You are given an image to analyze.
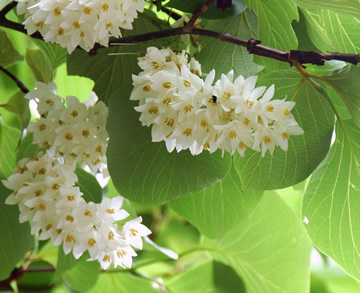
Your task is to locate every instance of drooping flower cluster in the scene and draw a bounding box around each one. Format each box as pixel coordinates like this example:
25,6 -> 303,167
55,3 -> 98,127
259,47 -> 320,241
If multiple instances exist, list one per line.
3,82 -> 151,270
16,0 -> 144,53
130,47 -> 304,157
26,81 -> 108,173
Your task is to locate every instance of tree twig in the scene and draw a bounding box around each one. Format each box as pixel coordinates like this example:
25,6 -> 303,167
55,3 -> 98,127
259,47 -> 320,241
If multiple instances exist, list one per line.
0,66 -> 29,93
184,0 -> 216,32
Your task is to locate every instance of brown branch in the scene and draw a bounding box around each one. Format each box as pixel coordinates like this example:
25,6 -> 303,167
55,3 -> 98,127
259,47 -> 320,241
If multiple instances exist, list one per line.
1,1 -> 359,67
184,0 -> 216,32
0,1 -> 17,19
0,66 -> 29,93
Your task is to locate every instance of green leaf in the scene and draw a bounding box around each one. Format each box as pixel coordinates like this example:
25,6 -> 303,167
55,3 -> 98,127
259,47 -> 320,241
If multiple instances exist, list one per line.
67,11 -> 165,104
0,182 -> 34,281
16,132 -> 42,162
166,261 -> 246,292
17,260 -> 55,290
25,48 -> 54,84
2,91 -> 30,132
302,119 -> 360,282
197,10 -> 263,81
106,87 -> 231,205
75,167 -> 102,203
0,29 -> 23,67
168,163 -> 263,239
62,252 -> 100,292
243,0 -> 298,71
294,0 -> 360,18
0,123 -> 20,179
55,247 -> 78,281
87,272 -> 159,293
166,0 -> 247,19
203,193 -> 312,292
32,39 -> 67,69
301,9 -> 360,54
322,65 -> 360,128
234,70 -> 335,190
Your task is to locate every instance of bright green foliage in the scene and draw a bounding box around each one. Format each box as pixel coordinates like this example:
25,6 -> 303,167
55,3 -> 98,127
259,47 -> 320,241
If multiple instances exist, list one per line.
203,193 -> 312,292
234,71 -> 334,190
197,10 -> 263,80
302,120 -> 360,281
294,0 -> 360,18
322,65 -> 360,127
2,0 -> 360,291
301,9 -> 360,54
168,164 -> 263,239
106,87 -> 231,205
243,0 -> 298,71
0,29 -> 23,67
166,261 -> 246,292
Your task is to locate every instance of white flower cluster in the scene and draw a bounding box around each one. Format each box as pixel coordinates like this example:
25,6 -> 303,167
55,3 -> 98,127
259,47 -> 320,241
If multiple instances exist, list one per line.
26,81 -> 108,173
130,47 -> 304,157
3,82 -> 151,270
16,0 -> 144,53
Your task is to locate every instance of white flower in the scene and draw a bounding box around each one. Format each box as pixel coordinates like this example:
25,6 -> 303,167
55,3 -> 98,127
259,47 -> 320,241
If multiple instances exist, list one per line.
122,216 -> 152,249
96,196 -> 129,224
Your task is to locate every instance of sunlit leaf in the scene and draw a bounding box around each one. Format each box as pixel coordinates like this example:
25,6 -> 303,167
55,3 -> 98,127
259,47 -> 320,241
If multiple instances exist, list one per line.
322,65 -> 360,128
294,0 -> 360,18
25,48 -> 54,84
165,261 -> 246,292
302,119 -> 360,281
0,29 -> 23,67
243,0 -> 298,71
301,8 -> 360,54
75,167 -> 102,204
203,193 -> 312,292
2,91 -> 30,132
234,70 -> 335,190
168,163 -> 263,238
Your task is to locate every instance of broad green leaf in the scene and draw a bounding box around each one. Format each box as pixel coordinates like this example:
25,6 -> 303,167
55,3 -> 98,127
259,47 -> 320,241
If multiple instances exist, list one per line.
106,87 -> 231,205
302,120 -> 360,281
67,11 -> 165,104
0,123 -> 20,179
75,167 -> 102,203
234,70 -> 335,190
322,65 -> 360,128
0,29 -> 23,67
301,9 -> 360,54
203,193 -> 312,293
168,163 -> 263,239
243,0 -> 298,71
25,48 -> 54,84
88,272 -> 159,293
166,0 -> 247,19
0,183 -> 34,281
294,0 -> 360,19
32,39 -> 67,69
2,91 -> 30,132
55,247 -> 78,281
165,261 -> 246,292
36,239 -> 58,267
197,10 -> 263,81
62,252 -> 100,292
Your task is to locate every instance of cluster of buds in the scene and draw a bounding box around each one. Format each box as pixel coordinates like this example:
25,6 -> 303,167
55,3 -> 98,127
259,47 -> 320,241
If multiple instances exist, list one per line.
16,0 -> 144,53
3,82 -> 151,270
130,47 -> 304,156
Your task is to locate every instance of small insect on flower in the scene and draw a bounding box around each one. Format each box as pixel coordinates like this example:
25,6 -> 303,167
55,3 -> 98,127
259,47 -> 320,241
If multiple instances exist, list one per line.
212,95 -> 217,103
